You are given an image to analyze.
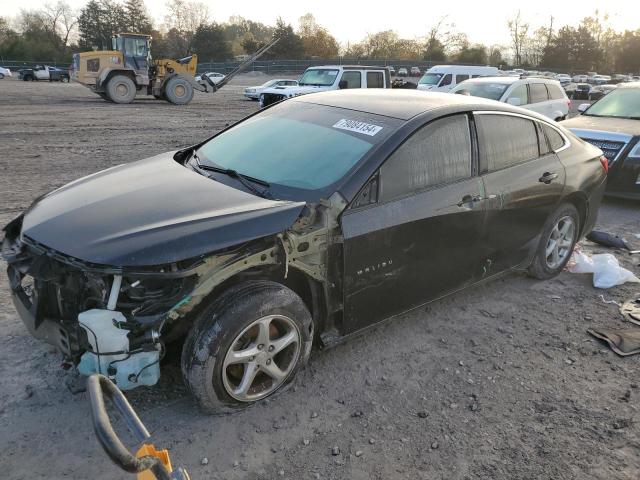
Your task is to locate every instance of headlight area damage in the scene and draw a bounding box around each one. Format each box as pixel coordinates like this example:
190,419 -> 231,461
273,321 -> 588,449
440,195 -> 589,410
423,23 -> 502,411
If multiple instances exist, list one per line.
2,193 -> 345,391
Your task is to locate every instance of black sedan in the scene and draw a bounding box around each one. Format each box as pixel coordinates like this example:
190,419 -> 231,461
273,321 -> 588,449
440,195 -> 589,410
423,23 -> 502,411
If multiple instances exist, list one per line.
562,82 -> 640,200
2,90 -> 607,412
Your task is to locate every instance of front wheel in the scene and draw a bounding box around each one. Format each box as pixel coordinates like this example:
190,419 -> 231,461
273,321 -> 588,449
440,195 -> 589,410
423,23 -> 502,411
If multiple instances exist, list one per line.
182,281 -> 313,414
528,203 -> 579,280
164,76 -> 194,105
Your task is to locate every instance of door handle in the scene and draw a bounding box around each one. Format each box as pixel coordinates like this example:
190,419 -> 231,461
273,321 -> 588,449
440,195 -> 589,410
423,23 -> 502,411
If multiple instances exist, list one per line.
539,172 -> 558,184
457,194 -> 481,207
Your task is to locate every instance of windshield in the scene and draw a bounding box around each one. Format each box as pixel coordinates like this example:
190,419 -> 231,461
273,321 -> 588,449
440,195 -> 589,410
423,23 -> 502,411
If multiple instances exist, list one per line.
298,69 -> 339,86
418,73 -> 443,85
196,103 -> 394,192
450,81 -> 509,101
585,88 -> 640,118
261,79 -> 278,87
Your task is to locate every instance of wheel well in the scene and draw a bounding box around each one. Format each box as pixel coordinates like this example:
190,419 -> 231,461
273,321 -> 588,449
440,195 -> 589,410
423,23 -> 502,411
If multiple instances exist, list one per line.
168,267 -> 326,343
102,70 -> 137,89
563,193 -> 588,236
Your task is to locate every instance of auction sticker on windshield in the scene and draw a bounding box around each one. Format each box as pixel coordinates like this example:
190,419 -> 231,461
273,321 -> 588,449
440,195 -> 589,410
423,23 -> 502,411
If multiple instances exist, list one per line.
333,119 -> 383,136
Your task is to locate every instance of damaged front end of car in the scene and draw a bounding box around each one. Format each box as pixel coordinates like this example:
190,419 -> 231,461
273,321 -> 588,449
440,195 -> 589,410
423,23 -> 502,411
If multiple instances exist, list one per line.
2,190 -> 345,391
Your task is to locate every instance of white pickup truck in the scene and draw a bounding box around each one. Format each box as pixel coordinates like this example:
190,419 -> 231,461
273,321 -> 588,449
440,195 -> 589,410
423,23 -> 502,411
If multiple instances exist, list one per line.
18,65 -> 70,82
259,65 -> 391,107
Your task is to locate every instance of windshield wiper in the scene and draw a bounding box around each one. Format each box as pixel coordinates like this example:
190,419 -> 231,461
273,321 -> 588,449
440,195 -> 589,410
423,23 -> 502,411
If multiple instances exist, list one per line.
195,161 -> 272,199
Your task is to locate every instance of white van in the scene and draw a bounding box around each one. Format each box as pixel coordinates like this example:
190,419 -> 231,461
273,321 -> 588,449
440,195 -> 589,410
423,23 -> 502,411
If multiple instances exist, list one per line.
416,65 -> 499,92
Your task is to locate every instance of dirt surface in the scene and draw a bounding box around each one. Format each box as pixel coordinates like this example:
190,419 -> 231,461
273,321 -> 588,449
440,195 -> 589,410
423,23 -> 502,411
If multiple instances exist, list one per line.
1,76 -> 639,480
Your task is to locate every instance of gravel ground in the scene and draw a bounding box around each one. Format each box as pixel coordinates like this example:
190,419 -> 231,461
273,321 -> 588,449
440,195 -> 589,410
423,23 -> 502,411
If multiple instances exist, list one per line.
0,76 -> 639,480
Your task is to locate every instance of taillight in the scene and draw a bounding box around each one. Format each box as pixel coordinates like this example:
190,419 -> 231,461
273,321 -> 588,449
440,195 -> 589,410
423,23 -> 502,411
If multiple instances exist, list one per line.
599,155 -> 609,173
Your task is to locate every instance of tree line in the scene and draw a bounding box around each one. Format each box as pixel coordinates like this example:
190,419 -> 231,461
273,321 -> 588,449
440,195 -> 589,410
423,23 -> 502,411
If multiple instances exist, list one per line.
1,0 -> 639,74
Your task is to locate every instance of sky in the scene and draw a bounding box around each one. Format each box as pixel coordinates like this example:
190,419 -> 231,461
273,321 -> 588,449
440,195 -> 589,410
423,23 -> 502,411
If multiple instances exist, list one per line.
4,0 -> 638,46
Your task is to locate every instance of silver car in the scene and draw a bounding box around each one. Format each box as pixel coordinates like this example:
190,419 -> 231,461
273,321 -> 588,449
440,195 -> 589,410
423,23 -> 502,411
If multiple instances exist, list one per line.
244,79 -> 299,100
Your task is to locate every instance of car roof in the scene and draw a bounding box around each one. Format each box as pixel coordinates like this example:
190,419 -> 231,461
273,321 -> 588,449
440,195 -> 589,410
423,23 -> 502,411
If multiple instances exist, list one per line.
618,82 -> 640,89
308,65 -> 388,70
292,89 -> 543,121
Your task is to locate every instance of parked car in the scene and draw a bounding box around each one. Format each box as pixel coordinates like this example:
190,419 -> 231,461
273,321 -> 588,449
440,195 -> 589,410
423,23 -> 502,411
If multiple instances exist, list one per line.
2,89 -> 606,412
589,84 -> 618,101
388,66 -> 396,76
573,74 -> 589,83
259,65 -> 391,107
417,65 -> 499,92
450,76 -> 570,121
590,74 -> 612,85
0,66 -> 12,79
565,83 -> 591,100
555,74 -> 572,86
18,65 -> 70,82
562,82 -> 640,200
194,71 -> 225,84
410,66 -> 421,76
397,67 -> 408,77
244,79 -> 298,100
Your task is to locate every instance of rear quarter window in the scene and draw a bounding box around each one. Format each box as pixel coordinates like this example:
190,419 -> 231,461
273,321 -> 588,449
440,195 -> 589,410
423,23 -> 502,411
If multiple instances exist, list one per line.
529,83 -> 549,103
542,124 -> 566,151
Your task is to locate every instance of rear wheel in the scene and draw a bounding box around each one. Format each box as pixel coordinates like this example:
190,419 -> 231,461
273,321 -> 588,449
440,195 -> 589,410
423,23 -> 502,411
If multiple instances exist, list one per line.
164,76 -> 194,105
182,281 -> 313,414
0,73 -> 4,80
105,75 -> 136,104
528,203 -> 579,280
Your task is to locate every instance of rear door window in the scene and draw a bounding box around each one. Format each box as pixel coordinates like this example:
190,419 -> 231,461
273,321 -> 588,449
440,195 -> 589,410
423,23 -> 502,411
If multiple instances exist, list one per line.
380,114 -> 472,202
475,114 -> 540,171
529,83 -> 549,103
366,71 -> 384,88
456,74 -> 470,83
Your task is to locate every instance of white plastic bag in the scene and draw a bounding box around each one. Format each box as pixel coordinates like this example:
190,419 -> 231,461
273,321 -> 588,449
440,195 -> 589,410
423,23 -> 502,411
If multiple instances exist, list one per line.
567,251 -> 640,289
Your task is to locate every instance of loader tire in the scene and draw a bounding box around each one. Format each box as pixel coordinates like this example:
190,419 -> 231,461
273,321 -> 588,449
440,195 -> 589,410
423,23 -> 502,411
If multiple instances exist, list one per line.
164,77 -> 194,105
106,74 -> 136,104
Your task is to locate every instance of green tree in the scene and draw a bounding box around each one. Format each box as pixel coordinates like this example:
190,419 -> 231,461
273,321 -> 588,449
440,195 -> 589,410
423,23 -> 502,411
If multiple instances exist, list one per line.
192,23 -> 232,61
78,0 -> 128,50
615,30 -> 640,73
267,18 -> 304,59
297,13 -> 339,58
123,0 -> 152,34
455,44 -> 487,64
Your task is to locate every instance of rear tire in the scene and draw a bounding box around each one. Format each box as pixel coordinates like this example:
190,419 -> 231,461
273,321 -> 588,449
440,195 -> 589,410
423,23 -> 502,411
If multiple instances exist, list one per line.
164,76 -> 194,105
528,203 -> 580,280
0,73 -> 4,80
105,74 -> 136,104
182,281 -> 313,414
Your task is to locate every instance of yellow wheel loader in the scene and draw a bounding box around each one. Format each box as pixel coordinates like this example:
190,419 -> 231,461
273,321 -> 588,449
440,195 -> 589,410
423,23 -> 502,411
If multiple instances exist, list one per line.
72,33 -> 278,105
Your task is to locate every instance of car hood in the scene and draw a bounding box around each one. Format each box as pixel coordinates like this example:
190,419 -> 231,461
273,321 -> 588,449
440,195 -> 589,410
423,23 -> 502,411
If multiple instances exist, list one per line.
263,85 -> 331,96
20,152 -> 305,267
562,115 -> 640,136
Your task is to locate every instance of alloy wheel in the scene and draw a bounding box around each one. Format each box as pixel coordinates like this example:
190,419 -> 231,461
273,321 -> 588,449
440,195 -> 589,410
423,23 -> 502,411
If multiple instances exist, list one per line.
545,215 -> 575,269
222,314 -> 301,402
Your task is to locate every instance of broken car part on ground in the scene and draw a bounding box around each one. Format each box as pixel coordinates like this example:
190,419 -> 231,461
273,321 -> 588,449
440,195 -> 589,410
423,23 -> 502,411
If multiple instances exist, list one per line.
2,89 -> 607,413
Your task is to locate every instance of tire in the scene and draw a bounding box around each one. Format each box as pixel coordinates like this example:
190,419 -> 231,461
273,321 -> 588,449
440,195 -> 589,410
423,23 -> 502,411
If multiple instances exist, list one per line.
164,76 -> 194,105
106,74 -> 136,104
0,73 -> 4,80
259,93 -> 265,108
182,281 -> 314,414
97,92 -> 112,102
61,76 -> 69,83
528,203 -> 580,280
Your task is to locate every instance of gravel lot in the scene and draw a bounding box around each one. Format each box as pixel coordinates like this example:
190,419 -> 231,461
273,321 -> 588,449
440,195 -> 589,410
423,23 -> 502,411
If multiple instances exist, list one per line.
0,76 -> 639,480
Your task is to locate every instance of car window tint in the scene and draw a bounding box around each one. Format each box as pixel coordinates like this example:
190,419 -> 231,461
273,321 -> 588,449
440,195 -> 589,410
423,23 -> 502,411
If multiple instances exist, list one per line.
542,124 -> 566,151
439,74 -> 453,87
456,74 -> 470,83
380,115 -> 472,202
342,71 -> 361,88
507,84 -> 528,104
529,83 -> 549,103
476,114 -> 540,171
547,84 -> 565,100
366,71 -> 384,88
536,122 -> 552,155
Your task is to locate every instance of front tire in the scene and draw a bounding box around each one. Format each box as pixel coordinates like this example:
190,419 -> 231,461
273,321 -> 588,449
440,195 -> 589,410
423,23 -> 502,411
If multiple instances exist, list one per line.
182,281 -> 313,414
528,203 -> 579,280
106,74 -> 136,104
164,76 -> 194,105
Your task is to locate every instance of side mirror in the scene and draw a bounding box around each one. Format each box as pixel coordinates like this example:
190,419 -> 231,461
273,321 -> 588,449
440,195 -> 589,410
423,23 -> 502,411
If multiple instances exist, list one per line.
506,97 -> 521,106
338,80 -> 348,89
578,103 -> 590,113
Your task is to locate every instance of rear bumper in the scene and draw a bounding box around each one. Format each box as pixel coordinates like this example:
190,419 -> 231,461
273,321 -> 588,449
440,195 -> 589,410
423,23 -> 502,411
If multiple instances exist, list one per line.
583,176 -> 607,235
